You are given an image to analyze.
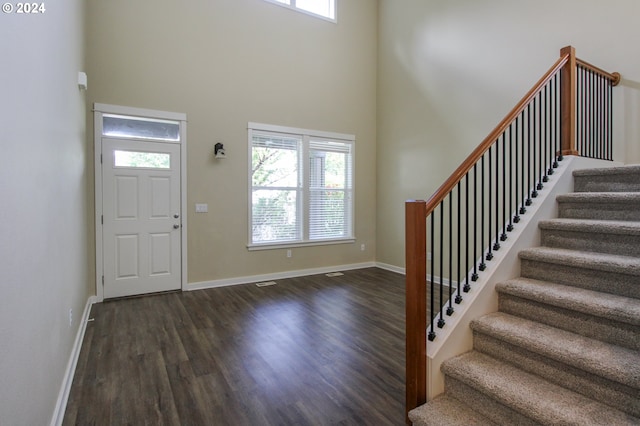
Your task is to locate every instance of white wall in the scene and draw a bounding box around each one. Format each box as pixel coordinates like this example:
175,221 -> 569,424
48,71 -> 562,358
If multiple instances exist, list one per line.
0,2 -> 89,424
85,0 -> 378,285
377,0 -> 640,268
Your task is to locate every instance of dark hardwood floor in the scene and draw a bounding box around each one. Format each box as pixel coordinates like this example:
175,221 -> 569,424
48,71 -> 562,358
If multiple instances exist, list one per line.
63,267 -> 408,425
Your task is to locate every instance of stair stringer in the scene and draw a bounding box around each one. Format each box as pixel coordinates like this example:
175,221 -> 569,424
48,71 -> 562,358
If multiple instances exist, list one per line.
425,156 -> 622,400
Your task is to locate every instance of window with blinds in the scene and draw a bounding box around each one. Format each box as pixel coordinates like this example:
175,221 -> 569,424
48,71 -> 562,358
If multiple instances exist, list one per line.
249,123 -> 354,249
263,0 -> 336,22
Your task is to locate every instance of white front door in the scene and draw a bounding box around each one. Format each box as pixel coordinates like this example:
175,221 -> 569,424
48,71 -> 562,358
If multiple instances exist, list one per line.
102,138 -> 182,299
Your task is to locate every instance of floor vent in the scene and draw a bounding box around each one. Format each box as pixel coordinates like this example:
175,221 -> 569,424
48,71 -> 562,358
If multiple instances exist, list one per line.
325,272 -> 344,277
255,281 -> 277,287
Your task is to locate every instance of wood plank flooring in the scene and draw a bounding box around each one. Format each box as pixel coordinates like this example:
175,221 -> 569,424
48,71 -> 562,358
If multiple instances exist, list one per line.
63,268 -> 410,425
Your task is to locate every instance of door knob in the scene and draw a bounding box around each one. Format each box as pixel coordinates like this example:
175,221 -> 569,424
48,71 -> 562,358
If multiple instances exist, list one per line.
174,214 -> 179,219
173,224 -> 180,229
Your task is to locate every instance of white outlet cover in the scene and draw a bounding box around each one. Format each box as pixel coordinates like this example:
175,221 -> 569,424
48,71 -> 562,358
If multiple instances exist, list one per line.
195,203 -> 208,213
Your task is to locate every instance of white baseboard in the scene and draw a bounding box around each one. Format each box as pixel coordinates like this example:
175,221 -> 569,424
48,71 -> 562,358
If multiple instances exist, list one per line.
186,261 -> 377,291
375,262 -> 405,274
50,295 -> 97,426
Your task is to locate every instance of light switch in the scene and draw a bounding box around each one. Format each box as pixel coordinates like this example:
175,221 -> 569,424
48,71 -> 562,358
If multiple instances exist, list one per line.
195,203 -> 208,213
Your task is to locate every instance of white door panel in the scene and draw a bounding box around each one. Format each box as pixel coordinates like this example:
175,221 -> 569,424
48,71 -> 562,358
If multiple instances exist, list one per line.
102,138 -> 181,299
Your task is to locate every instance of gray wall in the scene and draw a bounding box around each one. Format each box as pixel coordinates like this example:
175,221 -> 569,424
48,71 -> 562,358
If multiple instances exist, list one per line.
0,1 -> 89,424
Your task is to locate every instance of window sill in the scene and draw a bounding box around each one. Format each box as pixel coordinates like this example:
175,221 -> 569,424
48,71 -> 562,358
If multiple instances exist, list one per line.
247,238 -> 355,251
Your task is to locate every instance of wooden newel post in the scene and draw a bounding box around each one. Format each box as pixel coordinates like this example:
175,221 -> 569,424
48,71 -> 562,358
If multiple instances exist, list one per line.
405,200 -> 427,424
560,45 -> 579,156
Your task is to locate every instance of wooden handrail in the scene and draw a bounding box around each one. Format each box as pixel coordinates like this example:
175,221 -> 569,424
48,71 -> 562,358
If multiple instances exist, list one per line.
577,58 -> 621,86
423,53 -> 570,215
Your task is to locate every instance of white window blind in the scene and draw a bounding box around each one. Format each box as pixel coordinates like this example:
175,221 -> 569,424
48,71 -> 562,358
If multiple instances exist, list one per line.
308,140 -> 352,240
263,0 -> 336,22
249,124 -> 354,248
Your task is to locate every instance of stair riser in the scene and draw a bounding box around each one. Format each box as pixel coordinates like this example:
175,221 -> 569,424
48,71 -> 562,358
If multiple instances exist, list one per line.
574,175 -> 640,193
558,201 -> 640,221
540,228 -> 640,257
499,294 -> 640,351
520,258 -> 640,299
445,377 -> 538,426
473,331 -> 640,417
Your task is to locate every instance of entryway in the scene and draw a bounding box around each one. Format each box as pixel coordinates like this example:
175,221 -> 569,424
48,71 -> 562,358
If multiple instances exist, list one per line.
94,104 -> 187,300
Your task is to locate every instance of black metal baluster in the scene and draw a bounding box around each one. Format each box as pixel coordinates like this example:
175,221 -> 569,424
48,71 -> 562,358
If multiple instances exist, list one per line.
455,182 -> 462,303
532,96 -> 538,197
524,105 -> 532,206
588,72 -> 595,158
584,67 -> 589,156
465,173 -> 472,290
447,194 -> 454,315
601,74 -> 604,158
584,66 -> 588,156
592,71 -> 597,157
536,93 -> 543,192
600,74 -> 605,159
604,77 -> 608,159
515,116 -> 522,222
500,133 -> 507,242
543,83 -> 549,182
594,73 -> 599,158
608,78 -> 613,160
507,124 -> 514,231
429,213 -> 435,341
472,164 -> 479,280
553,74 -> 560,169
558,72 -> 564,162
480,155 -> 487,270
520,111 -> 527,213
596,72 -> 600,158
494,140 -> 501,251
596,71 -> 600,158
577,66 -> 582,155
487,148 -> 494,261
438,203 -> 445,329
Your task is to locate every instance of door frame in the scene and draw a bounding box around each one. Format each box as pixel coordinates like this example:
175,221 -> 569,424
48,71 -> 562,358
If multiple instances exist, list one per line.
94,103 -> 188,302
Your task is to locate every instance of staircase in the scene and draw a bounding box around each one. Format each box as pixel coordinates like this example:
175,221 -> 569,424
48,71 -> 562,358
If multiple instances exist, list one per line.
409,165 -> 640,426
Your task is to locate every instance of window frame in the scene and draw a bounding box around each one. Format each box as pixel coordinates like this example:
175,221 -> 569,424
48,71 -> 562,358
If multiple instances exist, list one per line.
248,122 -> 355,250
262,0 -> 337,23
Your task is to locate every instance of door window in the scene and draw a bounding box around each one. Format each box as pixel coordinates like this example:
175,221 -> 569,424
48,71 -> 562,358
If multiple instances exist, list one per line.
114,150 -> 171,169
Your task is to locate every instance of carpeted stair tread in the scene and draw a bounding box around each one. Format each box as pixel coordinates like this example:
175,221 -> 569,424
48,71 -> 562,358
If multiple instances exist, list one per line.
442,351 -> 640,426
408,394 -> 498,426
573,164 -> 640,177
519,246 -> 640,276
539,218 -> 640,235
556,191 -> 640,204
470,311 -> 640,389
496,278 -> 640,326
574,165 -> 640,192
556,192 -> 640,221
539,218 -> 640,256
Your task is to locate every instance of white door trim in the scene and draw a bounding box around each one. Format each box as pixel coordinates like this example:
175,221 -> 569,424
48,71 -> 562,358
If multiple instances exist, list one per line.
93,103 -> 188,302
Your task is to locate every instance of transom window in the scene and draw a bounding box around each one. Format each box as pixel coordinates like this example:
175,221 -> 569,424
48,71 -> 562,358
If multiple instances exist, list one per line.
264,0 -> 336,22
248,123 -> 354,249
102,114 -> 180,142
